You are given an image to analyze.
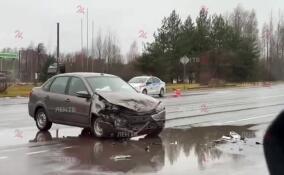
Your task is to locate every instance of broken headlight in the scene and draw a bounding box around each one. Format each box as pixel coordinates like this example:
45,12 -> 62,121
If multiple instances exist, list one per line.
155,102 -> 165,113
114,117 -> 128,128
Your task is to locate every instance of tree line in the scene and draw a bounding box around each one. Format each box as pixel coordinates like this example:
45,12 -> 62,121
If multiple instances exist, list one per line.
2,5 -> 284,84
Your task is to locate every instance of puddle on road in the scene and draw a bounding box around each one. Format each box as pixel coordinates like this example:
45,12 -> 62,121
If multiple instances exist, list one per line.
4,124 -> 265,175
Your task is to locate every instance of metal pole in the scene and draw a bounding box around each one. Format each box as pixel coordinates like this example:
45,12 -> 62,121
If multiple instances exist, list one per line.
81,19 -> 84,71
18,50 -> 21,81
183,63 -> 186,83
57,22 -> 60,74
91,20 -> 94,72
86,8 -> 89,72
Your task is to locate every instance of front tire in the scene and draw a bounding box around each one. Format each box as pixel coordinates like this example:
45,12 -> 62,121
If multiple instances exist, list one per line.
35,108 -> 52,131
142,89 -> 147,95
92,117 -> 105,138
159,88 -> 165,97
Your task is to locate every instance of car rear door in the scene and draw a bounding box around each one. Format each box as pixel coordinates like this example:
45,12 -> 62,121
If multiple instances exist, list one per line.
47,76 -> 70,122
146,78 -> 154,94
153,77 -> 161,94
65,77 -> 91,125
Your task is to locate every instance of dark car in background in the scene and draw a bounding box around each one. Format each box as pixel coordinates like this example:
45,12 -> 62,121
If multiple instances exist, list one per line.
28,73 -> 166,138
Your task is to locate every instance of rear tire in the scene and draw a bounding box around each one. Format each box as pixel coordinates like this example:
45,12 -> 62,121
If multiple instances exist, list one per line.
35,108 -> 52,131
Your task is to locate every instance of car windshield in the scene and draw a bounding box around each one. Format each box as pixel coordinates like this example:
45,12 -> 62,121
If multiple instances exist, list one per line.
129,77 -> 148,83
87,76 -> 137,93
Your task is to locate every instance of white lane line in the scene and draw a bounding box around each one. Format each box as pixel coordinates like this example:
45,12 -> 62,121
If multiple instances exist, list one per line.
215,113 -> 276,125
0,156 -> 8,160
62,146 -> 73,150
26,150 -> 48,155
0,148 -> 26,153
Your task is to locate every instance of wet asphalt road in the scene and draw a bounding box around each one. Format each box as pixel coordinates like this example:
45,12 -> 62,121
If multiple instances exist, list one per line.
0,84 -> 284,175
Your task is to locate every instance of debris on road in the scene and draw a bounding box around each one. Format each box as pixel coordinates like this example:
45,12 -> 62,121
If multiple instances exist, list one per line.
230,131 -> 241,140
214,131 -> 243,144
256,142 -> 262,145
130,134 -> 147,141
110,155 -> 132,161
170,141 -> 178,145
145,145 -> 150,152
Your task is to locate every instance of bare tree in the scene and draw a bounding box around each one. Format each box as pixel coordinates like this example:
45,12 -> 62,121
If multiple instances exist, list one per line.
127,40 -> 139,63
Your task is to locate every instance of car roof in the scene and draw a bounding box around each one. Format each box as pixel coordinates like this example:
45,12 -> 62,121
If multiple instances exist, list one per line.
55,72 -> 117,78
131,76 -> 153,79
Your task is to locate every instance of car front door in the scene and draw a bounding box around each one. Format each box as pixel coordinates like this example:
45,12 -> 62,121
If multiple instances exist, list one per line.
65,77 -> 91,125
47,76 -> 70,122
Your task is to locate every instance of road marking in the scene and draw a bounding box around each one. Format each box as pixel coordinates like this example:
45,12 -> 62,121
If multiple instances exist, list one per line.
62,146 -> 73,150
0,148 -> 26,153
0,156 -> 8,160
26,150 -> 48,155
215,113 -> 276,125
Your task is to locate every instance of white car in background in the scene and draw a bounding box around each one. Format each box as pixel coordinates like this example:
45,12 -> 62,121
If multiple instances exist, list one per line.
129,76 -> 166,97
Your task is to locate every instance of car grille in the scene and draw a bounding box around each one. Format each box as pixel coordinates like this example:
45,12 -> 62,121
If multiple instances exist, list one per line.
120,113 -> 152,124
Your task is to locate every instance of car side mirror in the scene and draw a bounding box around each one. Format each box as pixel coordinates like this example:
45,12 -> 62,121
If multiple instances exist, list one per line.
75,91 -> 91,99
146,82 -> 151,85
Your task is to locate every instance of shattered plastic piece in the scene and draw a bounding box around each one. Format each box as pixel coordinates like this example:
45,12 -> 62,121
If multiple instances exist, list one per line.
145,145 -> 150,152
110,155 -> 132,161
222,136 -> 231,140
230,131 -> 241,140
130,134 -> 147,141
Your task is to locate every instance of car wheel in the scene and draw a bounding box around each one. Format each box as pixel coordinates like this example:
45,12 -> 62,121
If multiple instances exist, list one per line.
159,88 -> 165,97
92,117 -> 105,138
35,108 -> 52,131
142,89 -> 147,95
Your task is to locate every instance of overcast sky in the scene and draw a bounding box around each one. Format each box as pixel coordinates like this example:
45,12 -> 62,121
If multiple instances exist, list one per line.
0,0 -> 283,56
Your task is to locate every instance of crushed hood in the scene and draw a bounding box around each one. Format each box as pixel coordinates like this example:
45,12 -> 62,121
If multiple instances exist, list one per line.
95,91 -> 160,112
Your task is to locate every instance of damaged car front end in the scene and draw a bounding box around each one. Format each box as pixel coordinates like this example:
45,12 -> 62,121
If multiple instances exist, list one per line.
86,76 -> 166,138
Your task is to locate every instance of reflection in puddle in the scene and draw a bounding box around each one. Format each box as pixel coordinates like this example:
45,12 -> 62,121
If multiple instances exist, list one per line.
28,125 -> 261,174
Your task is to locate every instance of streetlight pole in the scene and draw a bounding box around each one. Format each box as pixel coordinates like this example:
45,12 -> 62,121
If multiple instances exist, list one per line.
57,22 -> 60,74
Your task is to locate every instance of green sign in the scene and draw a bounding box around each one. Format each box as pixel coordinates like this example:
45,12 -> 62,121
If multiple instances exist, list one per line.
0,52 -> 18,60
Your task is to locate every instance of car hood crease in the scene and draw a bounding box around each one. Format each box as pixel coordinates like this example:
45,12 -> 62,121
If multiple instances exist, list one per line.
95,91 -> 160,113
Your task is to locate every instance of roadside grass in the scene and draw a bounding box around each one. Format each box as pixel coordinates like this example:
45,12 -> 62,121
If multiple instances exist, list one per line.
0,84 -> 34,97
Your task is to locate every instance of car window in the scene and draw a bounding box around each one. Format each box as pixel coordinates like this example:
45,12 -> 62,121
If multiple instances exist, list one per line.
147,78 -> 154,84
68,77 -> 87,96
49,76 -> 69,94
42,78 -> 53,91
87,76 -> 136,93
129,77 -> 148,83
153,77 -> 160,83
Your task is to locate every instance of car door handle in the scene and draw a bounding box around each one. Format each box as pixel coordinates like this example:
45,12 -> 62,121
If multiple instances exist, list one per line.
65,98 -> 70,103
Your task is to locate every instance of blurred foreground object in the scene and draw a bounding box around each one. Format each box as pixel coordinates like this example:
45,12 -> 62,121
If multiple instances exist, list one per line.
0,72 -> 7,92
264,111 -> 284,175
